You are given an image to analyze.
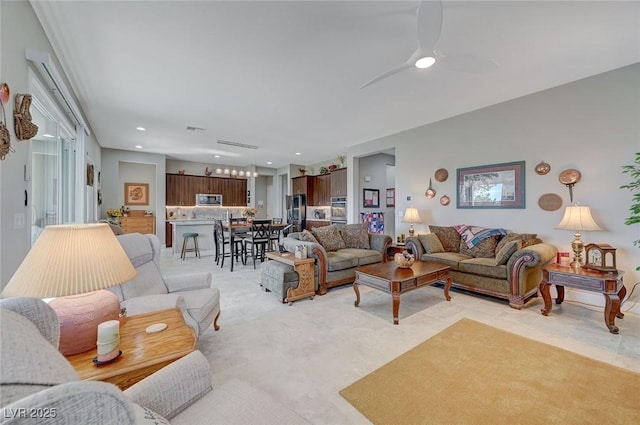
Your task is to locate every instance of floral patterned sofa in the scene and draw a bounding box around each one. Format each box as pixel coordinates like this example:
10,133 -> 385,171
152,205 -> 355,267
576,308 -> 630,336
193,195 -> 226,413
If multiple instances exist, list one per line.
405,225 -> 557,309
282,224 -> 392,295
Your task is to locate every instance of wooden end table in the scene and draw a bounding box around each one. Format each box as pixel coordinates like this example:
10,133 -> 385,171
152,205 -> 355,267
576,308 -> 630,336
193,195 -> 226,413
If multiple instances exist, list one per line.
266,251 -> 315,305
66,308 -> 197,389
353,260 -> 452,325
540,263 -> 626,334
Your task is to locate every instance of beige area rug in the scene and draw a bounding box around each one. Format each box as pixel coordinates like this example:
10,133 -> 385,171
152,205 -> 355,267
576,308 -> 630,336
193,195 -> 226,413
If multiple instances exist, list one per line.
340,319 -> 640,425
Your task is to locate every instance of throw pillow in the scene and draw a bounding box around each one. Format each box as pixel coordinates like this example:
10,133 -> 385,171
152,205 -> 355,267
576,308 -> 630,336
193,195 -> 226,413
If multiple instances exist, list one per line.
299,229 -> 319,244
495,232 -> 538,254
459,236 -> 498,258
494,240 -> 521,265
428,225 -> 461,252
454,225 -> 507,248
418,234 -> 444,254
311,225 -> 346,252
521,237 -> 543,248
340,223 -> 370,249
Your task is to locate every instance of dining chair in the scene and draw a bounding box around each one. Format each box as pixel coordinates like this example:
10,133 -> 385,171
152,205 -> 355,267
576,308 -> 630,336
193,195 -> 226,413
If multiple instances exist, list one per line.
242,219 -> 271,269
214,219 -> 243,268
268,218 -> 284,251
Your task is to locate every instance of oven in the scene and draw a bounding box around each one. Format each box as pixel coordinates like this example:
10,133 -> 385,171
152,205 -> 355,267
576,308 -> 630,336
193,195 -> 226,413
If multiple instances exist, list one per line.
330,197 -> 347,223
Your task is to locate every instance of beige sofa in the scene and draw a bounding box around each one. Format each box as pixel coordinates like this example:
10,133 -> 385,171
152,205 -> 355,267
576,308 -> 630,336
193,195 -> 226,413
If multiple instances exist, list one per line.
282,223 -> 392,295
406,225 -> 557,309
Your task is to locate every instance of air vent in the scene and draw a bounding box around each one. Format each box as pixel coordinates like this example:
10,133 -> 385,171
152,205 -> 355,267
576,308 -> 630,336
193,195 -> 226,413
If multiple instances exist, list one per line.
216,140 -> 258,150
186,126 -> 206,132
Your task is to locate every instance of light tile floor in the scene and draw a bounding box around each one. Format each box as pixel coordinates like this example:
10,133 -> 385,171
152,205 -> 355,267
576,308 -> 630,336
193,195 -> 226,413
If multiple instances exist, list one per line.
162,250 -> 640,424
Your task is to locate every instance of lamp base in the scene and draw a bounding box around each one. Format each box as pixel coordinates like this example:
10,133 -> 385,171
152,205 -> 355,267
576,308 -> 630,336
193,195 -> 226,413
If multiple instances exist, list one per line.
409,224 -> 415,237
49,290 -> 120,355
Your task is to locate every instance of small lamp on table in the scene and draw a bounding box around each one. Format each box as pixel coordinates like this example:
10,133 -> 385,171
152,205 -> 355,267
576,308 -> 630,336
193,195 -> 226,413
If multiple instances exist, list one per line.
555,205 -> 602,268
1,223 -> 137,358
402,207 -> 423,237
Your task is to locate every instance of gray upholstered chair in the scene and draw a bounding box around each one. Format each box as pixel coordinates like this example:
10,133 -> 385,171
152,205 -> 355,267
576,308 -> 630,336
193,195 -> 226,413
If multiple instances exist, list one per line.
110,233 -> 220,336
0,297 -> 310,425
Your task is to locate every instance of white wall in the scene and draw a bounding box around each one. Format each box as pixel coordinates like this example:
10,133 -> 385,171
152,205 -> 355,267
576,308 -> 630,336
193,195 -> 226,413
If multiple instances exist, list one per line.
0,1 -> 100,286
349,64 -> 640,310
101,149 -> 166,244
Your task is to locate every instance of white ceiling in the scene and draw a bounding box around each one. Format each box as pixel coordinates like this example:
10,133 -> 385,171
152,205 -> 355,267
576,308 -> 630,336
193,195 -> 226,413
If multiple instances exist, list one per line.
31,1 -> 640,169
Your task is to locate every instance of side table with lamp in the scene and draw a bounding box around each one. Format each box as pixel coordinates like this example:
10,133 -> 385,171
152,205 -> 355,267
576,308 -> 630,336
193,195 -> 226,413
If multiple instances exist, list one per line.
543,205 -> 626,333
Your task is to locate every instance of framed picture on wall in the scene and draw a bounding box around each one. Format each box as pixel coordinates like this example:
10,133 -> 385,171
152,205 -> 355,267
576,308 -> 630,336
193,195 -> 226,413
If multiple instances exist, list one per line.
124,182 -> 149,206
386,188 -> 395,207
86,164 -> 94,186
456,161 -> 525,209
363,188 -> 379,208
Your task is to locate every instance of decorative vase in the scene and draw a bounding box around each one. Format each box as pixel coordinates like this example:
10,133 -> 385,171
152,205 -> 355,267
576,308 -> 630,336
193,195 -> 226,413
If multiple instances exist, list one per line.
394,252 -> 415,268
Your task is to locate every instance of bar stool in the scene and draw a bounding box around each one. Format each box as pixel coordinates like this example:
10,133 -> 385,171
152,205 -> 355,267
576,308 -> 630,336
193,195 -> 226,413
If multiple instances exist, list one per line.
181,232 -> 200,260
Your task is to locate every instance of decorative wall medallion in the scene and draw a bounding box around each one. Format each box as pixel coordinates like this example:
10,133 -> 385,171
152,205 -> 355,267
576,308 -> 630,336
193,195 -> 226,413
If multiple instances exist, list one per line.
425,178 -> 436,198
435,168 -> 448,182
558,169 -> 581,202
535,161 -> 551,175
440,195 -> 450,206
537,193 -> 563,211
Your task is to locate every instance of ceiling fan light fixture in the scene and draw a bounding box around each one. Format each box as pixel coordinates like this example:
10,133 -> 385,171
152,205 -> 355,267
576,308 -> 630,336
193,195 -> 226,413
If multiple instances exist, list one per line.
415,56 -> 436,69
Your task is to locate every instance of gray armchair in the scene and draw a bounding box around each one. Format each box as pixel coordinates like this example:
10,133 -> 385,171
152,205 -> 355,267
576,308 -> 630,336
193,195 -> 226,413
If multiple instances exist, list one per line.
0,298 -> 310,425
111,233 -> 220,336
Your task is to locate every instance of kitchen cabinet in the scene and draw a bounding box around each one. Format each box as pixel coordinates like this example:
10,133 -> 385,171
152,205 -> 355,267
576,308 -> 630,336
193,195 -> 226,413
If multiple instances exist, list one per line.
313,175 -> 331,206
165,222 -> 173,247
292,176 -> 314,196
166,174 -> 247,207
330,168 -> 347,197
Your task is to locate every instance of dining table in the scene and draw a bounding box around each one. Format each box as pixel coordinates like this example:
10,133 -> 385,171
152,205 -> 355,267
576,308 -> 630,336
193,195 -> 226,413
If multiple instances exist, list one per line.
222,221 -> 288,272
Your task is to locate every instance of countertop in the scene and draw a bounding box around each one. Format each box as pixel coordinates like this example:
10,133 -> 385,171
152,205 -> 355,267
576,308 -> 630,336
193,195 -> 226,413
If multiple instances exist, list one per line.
167,219 -> 218,224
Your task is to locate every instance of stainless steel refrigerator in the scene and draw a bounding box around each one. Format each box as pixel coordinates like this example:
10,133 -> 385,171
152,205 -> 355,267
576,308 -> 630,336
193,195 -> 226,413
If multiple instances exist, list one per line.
286,194 -> 306,232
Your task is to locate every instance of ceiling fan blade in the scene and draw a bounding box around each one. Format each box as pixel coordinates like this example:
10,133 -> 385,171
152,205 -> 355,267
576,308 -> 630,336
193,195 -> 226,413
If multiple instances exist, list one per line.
360,61 -> 413,89
440,54 -> 498,74
416,0 -> 443,51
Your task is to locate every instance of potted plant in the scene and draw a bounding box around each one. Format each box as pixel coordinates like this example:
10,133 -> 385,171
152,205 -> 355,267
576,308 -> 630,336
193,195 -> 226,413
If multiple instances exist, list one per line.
298,168 -> 306,176
621,151 -> 640,270
336,154 -> 346,168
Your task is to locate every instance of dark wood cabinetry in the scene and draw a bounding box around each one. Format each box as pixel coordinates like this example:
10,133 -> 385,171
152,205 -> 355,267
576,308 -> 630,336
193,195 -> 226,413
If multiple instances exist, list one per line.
313,174 -> 331,206
330,168 -> 347,197
292,176 -> 314,196
166,174 -> 247,207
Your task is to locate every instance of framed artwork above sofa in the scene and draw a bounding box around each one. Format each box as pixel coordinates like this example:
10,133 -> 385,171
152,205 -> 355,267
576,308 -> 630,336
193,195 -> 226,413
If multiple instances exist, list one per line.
456,161 -> 525,209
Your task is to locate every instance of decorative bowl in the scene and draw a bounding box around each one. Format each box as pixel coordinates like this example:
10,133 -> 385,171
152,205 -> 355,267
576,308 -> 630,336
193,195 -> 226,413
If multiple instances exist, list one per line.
394,251 -> 415,268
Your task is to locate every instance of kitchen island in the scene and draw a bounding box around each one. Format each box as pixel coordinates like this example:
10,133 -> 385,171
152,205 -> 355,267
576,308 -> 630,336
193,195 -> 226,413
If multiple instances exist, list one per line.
168,220 -> 216,258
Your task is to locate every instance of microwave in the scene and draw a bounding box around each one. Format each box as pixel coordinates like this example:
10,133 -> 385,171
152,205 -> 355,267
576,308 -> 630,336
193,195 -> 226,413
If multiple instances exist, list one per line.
196,194 -> 222,206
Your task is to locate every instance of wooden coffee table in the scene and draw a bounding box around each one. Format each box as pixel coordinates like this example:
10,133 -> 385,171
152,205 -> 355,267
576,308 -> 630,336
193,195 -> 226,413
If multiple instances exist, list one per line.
353,260 -> 452,324
66,308 -> 197,389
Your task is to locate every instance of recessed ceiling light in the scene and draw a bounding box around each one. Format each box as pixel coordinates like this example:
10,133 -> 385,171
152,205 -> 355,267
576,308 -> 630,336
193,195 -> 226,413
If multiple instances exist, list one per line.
415,56 -> 436,69
295,152 -> 301,156
267,161 -> 272,165
214,154 -> 220,158
135,145 -> 143,149
136,127 -> 146,131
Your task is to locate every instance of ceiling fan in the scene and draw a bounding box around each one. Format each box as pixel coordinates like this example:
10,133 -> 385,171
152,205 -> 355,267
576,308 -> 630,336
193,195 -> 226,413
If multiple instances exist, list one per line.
361,0 -> 497,89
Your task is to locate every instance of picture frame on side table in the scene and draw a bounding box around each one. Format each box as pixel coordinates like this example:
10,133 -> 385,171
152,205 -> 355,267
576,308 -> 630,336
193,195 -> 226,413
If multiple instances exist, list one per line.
124,182 -> 149,206
457,161 -> 525,209
363,188 -> 380,208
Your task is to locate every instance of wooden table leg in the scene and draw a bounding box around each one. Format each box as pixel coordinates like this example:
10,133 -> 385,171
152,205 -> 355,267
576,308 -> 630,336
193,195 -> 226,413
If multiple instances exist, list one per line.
617,286 -> 626,319
392,281 -> 400,325
556,285 -> 565,304
443,276 -> 452,301
604,293 -> 621,334
353,281 -> 360,307
539,282 -> 552,316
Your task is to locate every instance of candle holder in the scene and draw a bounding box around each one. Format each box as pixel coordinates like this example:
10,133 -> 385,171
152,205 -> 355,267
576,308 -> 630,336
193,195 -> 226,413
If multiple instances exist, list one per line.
95,320 -> 121,364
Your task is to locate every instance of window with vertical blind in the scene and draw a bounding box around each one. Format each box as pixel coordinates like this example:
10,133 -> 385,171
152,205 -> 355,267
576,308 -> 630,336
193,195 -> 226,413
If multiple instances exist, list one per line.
28,69 -> 78,245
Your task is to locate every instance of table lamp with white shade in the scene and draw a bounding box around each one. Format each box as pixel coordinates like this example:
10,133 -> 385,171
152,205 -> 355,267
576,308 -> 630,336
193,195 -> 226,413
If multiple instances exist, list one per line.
1,223 -> 137,357
555,205 -> 602,268
401,207 -> 423,237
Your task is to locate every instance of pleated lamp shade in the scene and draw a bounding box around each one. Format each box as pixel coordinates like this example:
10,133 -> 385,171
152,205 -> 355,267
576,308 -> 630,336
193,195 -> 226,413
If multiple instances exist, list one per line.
556,205 -> 602,231
1,223 -> 137,298
401,207 -> 423,224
